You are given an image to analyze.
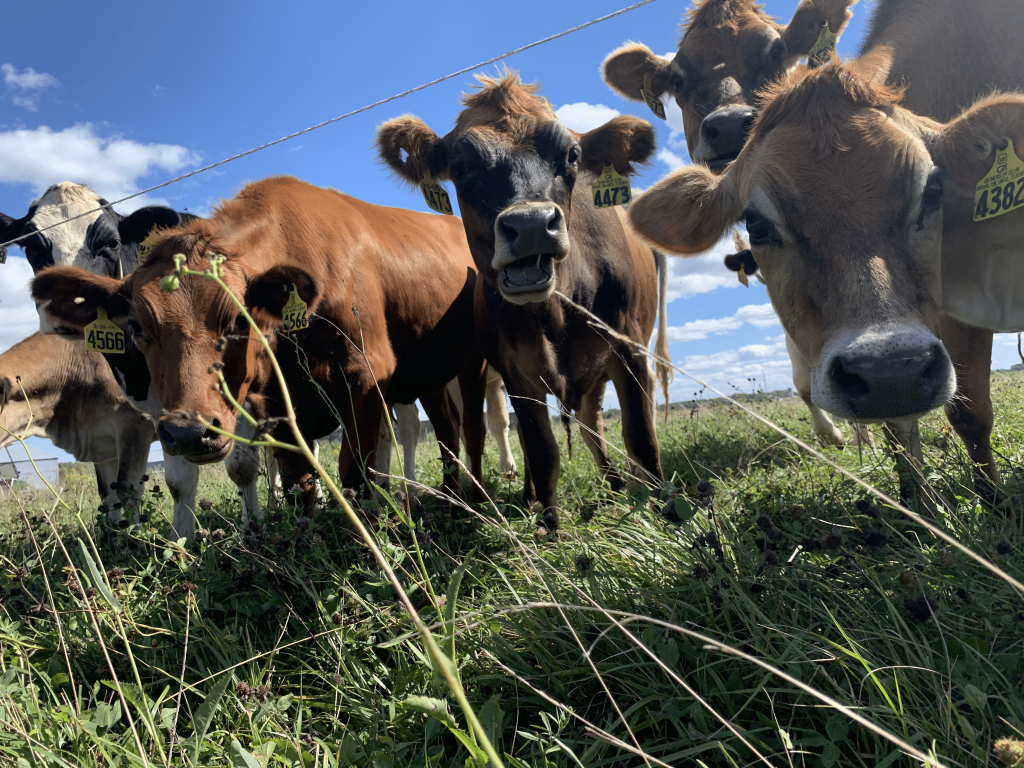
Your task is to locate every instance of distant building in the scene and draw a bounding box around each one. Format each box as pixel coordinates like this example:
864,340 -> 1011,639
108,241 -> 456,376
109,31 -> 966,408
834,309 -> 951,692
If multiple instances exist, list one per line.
0,443 -> 59,490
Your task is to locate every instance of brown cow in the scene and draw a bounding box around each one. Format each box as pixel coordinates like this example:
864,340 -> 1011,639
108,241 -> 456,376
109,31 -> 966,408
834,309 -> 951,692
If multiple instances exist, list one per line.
629,0 -> 1024,497
30,176 -> 487,508
377,72 -> 665,530
0,332 -> 152,516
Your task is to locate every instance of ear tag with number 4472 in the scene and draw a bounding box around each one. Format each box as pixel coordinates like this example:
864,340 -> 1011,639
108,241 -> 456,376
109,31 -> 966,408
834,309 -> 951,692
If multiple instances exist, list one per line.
641,74 -> 666,121
282,284 -> 309,332
420,170 -> 454,215
974,138 -> 1024,222
592,165 -> 632,210
808,23 -> 838,68
84,307 -> 126,354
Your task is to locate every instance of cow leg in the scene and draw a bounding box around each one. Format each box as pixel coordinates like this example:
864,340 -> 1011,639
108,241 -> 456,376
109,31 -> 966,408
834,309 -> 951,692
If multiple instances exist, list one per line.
516,422 -> 537,506
375,406 -> 396,491
94,460 -> 121,520
457,357 -> 487,503
112,417 -> 153,524
882,419 -> 925,503
265,448 -> 282,510
395,404 -> 422,485
941,316 -> 999,500
420,388 -> 463,500
577,376 -> 623,492
164,454 -> 198,542
506,382 -> 560,530
788,333 -> 845,447
225,441 -> 262,525
275,448 -> 318,510
336,397 -> 385,497
850,423 -> 875,447
607,351 -> 664,486
486,368 -> 518,478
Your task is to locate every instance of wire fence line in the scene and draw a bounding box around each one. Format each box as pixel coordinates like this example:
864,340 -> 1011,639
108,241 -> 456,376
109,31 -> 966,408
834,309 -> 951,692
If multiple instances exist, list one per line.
0,0 -> 660,251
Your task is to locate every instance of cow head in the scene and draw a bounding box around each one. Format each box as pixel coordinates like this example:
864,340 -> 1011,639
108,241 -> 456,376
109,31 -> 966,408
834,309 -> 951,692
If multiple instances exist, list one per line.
31,231 -> 315,464
628,58 -> 1024,422
602,0 -> 856,170
0,182 -> 191,277
377,72 -> 654,305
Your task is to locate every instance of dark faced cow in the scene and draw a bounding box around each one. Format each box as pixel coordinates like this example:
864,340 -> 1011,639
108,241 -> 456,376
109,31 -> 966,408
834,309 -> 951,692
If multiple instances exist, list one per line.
2,182 -> 265,539
377,72 -> 665,530
31,176 -> 487,510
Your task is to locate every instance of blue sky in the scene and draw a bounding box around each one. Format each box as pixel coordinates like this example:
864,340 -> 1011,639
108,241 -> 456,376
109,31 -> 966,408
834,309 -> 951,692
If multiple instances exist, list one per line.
1,0 -> 1021,463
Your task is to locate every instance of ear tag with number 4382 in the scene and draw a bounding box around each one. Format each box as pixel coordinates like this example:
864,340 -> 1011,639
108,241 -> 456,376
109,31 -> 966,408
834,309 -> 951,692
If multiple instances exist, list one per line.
641,74 -> 666,121
420,170 -> 454,215
84,307 -> 126,354
974,138 -> 1024,222
808,23 -> 838,68
592,164 -> 632,210
282,284 -> 309,332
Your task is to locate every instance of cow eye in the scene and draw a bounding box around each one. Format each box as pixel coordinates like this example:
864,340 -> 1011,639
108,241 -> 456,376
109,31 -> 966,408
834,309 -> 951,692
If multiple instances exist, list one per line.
567,145 -> 581,165
668,70 -> 685,94
102,238 -> 120,252
743,210 -> 782,247
233,312 -> 248,331
126,319 -> 150,346
922,173 -> 944,213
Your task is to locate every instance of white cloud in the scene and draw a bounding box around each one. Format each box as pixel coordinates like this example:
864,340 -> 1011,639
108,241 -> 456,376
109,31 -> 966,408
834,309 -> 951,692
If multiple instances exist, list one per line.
2,64 -> 59,91
0,258 -> 39,353
657,148 -> 687,170
661,233 -> 747,302
0,124 -> 200,211
666,302 -> 779,343
555,102 -> 620,133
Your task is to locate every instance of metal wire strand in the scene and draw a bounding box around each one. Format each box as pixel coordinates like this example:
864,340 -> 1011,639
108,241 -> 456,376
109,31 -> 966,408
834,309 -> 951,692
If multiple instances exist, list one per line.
0,0 -> 660,250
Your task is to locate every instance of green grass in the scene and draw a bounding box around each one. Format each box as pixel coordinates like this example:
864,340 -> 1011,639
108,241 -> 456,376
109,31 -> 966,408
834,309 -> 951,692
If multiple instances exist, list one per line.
0,374 -> 1023,767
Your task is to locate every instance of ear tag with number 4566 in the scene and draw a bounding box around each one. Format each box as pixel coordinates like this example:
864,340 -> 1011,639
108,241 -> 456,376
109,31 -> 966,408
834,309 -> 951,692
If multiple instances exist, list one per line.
282,284 -> 309,333
84,307 -> 126,354
592,164 -> 632,209
974,138 -> 1024,222
808,23 -> 838,68
420,170 -> 454,215
641,74 -> 666,121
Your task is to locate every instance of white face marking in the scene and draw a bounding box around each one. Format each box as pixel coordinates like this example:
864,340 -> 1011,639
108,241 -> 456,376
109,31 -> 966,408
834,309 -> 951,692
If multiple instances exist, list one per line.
28,183 -> 105,267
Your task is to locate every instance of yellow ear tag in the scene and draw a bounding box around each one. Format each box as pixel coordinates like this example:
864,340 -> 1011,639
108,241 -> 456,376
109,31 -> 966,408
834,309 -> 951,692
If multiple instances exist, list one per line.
84,308 -> 126,354
808,23 -> 838,68
0,245 -> 6,264
420,169 -> 454,215
641,74 -> 666,121
973,138 -> 1024,222
737,270 -> 749,288
591,165 -> 633,210
138,229 -> 159,262
282,284 -> 309,332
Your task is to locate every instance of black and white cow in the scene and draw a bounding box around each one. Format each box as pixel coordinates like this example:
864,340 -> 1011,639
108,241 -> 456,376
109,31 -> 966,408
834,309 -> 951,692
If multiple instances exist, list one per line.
1,182 -> 265,540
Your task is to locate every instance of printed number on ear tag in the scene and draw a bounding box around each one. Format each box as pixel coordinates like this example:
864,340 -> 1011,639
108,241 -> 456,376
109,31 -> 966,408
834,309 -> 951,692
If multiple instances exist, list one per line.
808,23 -> 838,68
282,284 -> 309,332
974,138 -> 1024,222
0,245 -> 6,265
592,165 -> 632,210
641,74 -> 666,121
420,170 -> 454,215
84,308 -> 126,354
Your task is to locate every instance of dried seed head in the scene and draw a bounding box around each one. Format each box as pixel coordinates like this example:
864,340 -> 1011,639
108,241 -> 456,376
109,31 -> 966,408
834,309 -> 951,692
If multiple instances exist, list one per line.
898,570 -> 918,588
994,739 -> 1024,767
763,550 -> 779,566
692,564 -> 709,580
180,581 -> 197,594
195,529 -> 210,541
331,611 -> 343,625
84,587 -> 98,599
903,596 -> 938,622
235,682 -> 252,699
696,479 -> 714,497
997,540 -> 1014,556
106,568 -> 125,581
161,585 -> 173,595
863,530 -> 889,549
198,498 -> 214,511
823,530 -> 844,550
755,515 -> 776,532
939,549 -> 957,568
211,529 -> 226,541
574,554 -> 593,573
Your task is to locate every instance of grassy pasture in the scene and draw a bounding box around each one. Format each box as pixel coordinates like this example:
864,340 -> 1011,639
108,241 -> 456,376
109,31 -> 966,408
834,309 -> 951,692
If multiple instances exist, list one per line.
0,374 -> 1022,767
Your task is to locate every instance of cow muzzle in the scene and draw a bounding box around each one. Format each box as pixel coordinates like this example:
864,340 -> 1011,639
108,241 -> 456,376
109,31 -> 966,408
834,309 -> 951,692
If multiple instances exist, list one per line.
157,412 -> 232,464
813,326 -> 956,421
492,203 -> 570,305
693,105 -> 756,170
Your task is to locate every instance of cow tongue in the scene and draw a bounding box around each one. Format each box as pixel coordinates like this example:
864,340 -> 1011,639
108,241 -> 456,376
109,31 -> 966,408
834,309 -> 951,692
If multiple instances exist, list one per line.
503,256 -> 552,287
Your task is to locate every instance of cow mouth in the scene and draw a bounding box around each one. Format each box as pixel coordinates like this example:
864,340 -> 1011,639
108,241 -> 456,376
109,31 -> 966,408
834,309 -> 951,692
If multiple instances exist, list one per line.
706,152 -> 740,171
499,255 -> 555,298
182,442 -> 233,465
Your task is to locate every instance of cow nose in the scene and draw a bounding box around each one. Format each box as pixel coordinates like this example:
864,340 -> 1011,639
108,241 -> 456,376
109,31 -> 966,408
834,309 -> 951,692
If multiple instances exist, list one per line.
824,341 -> 954,419
157,413 -> 226,460
695,105 -> 755,166
494,204 -> 568,264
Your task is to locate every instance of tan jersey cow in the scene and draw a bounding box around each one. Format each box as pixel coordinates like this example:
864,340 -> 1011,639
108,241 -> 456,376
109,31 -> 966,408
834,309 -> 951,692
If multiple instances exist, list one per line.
31,176 -> 487,510
629,0 -> 1024,498
377,72 -> 666,530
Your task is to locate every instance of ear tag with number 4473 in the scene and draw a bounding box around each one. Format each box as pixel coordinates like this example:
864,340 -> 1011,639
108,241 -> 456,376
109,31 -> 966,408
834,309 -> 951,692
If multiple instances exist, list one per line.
84,307 -> 125,354
974,138 -> 1024,222
420,170 -> 454,215
808,23 -> 838,68
592,165 -> 632,209
282,284 -> 309,332
641,74 -> 666,121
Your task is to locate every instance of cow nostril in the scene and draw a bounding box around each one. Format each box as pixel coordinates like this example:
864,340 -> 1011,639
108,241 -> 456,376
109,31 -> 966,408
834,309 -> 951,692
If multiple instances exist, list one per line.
546,207 -> 562,235
211,417 -> 222,429
741,114 -> 755,134
499,220 -> 518,244
704,125 -> 719,141
831,358 -> 870,399
919,345 -> 946,394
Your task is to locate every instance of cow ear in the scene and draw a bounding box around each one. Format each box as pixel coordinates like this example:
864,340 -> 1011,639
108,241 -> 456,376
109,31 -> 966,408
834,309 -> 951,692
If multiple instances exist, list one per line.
246,266 -> 319,320
31,266 -> 127,335
119,206 -> 187,245
1,211 -> 28,243
579,116 -> 656,177
780,0 -> 857,67
376,115 -> 450,186
629,164 -> 742,254
602,43 -> 673,103
930,94 -> 1024,192
0,376 -> 12,412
